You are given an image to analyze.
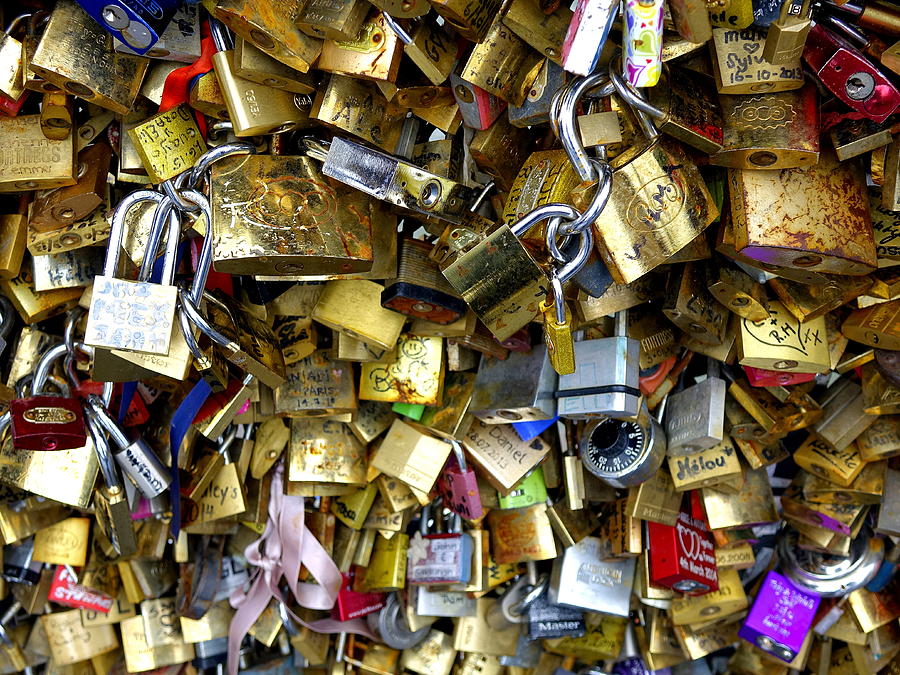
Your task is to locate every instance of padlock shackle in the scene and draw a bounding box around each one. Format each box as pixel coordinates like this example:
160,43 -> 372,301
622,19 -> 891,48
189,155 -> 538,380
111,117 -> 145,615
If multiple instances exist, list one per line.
382,12 -> 412,44
608,70 -> 661,141
554,72 -> 614,182
0,295 -> 14,349
85,394 -> 129,451
208,17 -> 234,52
184,142 -> 257,190
32,342 -> 70,396
103,190 -> 167,278
85,404 -> 123,492
509,203 -> 580,238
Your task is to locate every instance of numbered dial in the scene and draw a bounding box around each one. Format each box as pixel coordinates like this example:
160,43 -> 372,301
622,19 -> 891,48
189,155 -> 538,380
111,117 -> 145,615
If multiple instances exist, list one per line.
579,413 -> 666,488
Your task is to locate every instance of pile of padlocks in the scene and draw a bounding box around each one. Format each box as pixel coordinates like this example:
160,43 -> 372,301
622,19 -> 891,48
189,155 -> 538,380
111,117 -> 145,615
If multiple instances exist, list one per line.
0,0 -> 899,672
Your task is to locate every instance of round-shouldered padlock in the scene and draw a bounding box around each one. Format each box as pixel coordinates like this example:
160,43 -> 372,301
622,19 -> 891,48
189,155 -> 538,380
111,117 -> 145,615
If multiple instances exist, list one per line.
778,527 -> 884,597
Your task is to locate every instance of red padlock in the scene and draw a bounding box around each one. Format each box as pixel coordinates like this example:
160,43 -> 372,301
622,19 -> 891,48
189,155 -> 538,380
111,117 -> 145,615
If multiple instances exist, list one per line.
744,366 -> 817,388
803,23 -> 900,123
647,492 -> 718,595
333,567 -> 386,621
437,440 -> 483,520
10,343 -> 87,451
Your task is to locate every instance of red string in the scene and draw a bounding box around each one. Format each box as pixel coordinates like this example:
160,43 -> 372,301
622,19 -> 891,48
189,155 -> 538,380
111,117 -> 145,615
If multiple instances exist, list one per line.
159,21 -> 215,137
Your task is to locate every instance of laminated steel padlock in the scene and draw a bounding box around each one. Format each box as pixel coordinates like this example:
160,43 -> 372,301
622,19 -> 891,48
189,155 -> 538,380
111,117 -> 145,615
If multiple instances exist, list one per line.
557,311 -> 640,420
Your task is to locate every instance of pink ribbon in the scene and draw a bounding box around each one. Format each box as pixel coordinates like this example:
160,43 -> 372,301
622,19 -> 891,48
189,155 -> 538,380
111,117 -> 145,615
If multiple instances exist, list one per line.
227,461 -> 375,674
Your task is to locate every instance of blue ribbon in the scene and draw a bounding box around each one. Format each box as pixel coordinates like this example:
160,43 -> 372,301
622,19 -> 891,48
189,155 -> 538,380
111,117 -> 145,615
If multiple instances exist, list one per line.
169,378 -> 212,537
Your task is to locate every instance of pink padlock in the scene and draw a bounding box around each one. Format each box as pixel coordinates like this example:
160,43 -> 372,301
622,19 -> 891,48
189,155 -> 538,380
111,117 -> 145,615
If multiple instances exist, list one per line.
438,440 -> 483,520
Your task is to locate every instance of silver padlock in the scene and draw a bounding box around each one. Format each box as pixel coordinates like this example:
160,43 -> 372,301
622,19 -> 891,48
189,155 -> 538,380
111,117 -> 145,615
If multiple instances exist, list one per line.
547,536 -> 635,616
469,347 -> 557,424
665,358 -> 726,457
414,586 -> 477,618
578,400 -> 667,488
778,527 -> 883,597
557,310 -> 640,420
367,593 -> 430,649
314,136 -> 483,225
86,394 -> 172,499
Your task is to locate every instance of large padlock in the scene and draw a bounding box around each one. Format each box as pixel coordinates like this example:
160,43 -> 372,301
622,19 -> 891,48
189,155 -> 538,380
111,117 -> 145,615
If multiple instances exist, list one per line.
9,342 -> 86,451
83,190 -> 180,356
728,149 -> 877,276
209,151 -> 376,277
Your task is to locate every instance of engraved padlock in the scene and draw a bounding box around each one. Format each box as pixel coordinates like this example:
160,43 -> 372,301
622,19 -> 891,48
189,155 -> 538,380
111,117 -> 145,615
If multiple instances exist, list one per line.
83,189 -> 180,356
548,536 -> 636,616
665,358 -> 727,457
407,504 -> 474,587
86,394 -> 172,499
9,342 -> 86,451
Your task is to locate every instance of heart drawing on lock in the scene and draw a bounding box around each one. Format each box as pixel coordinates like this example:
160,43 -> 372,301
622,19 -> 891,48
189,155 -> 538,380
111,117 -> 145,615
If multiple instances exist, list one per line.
743,42 -> 760,55
742,316 -> 809,355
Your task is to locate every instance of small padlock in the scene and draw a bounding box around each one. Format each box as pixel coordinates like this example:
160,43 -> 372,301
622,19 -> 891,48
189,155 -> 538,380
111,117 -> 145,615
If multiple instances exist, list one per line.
803,23 -> 900,123
764,0 -> 814,64
8,342 -> 85,451
437,440 -> 484,521
561,0 -> 618,76
526,585 -> 586,639
85,394 -> 171,499
665,358 -> 727,457
647,492 -> 719,594
85,408 -> 137,558
29,1 -> 148,115
738,569 -> 820,663
334,567 -> 387,621
30,142 -> 112,232
407,504 -> 474,586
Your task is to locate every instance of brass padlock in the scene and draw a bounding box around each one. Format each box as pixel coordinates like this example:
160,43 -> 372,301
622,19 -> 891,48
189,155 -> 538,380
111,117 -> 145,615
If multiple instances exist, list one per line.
729,150 -> 877,276
592,135 -> 719,285
210,154 -> 374,276
29,141 -> 112,232
28,0 -> 149,115
711,84 -> 820,170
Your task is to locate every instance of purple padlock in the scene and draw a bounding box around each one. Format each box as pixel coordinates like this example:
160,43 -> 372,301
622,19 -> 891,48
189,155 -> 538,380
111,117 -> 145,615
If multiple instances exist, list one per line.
739,570 -> 821,663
